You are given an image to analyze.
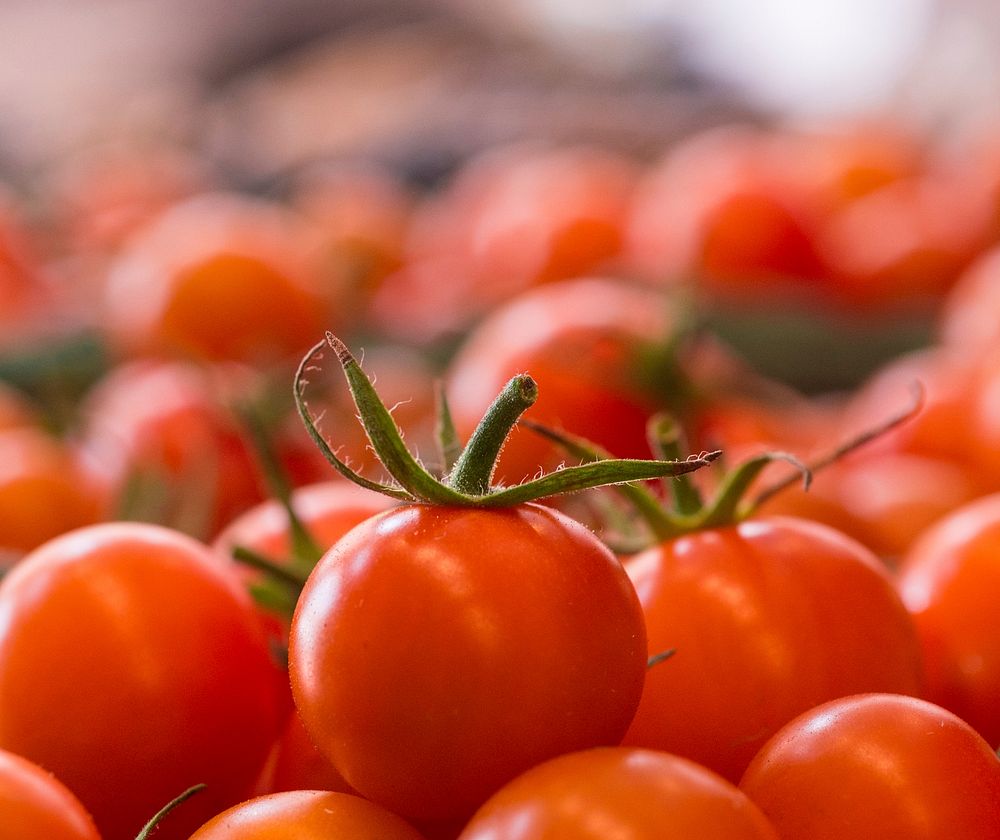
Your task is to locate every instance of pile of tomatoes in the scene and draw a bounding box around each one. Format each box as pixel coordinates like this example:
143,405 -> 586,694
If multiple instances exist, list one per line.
1,119 -> 999,839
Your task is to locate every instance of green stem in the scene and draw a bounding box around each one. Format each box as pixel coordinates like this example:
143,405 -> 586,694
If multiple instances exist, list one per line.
232,546 -> 309,590
647,648 -> 676,669
696,452 -> 810,529
647,414 -> 702,514
324,333 -> 469,504
134,784 -> 206,840
449,375 -> 538,496
434,380 -> 462,477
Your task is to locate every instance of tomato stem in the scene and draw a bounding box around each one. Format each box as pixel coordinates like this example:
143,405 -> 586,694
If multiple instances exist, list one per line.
434,380 -> 462,476
134,783 -> 205,840
449,374 -> 537,496
232,545 -> 309,590
647,414 -> 703,514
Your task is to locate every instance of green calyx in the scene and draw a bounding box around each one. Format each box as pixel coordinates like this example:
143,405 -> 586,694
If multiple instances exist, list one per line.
294,333 -> 720,508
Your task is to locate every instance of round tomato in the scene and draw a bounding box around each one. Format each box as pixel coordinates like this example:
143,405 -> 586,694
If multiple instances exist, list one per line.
622,516 -> 924,782
0,522 -> 283,840
289,503 -> 647,823
445,277 -> 678,486
0,748 -> 100,840
897,493 -> 1000,746
458,746 -> 779,839
189,790 -> 425,840
739,693 -> 1000,839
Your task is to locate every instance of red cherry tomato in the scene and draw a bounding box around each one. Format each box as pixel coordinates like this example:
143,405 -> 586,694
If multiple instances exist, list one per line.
622,516 -> 924,782
739,693 -> 1000,840
0,522 -> 283,840
445,277 -> 677,485
0,748 -> 100,840
103,193 -> 330,364
897,493 -> 1000,746
189,790 -> 426,840
458,746 -> 779,839
0,427 -> 105,556
289,503 -> 647,823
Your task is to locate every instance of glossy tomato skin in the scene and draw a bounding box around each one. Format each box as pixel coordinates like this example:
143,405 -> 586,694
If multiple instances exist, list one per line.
0,522 -> 283,840
289,503 -> 647,823
623,516 -> 924,782
458,746 -> 779,840
0,749 -> 100,840
739,693 -> 1000,840
189,790 -> 427,840
897,493 -> 1000,746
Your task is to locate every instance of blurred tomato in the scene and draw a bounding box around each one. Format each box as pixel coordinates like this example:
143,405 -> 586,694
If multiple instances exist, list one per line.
0,748 -> 100,840
446,277 -> 678,485
0,427 -> 105,556
103,193 -> 330,364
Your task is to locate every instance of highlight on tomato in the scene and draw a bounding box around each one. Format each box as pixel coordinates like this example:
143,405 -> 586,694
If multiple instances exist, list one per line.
739,693 -> 1000,840
286,333 -> 716,824
0,521 -> 284,840
458,746 -> 780,839
0,748 -> 100,840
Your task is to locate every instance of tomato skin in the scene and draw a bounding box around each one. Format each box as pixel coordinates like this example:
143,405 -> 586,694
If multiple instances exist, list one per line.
189,790 -> 426,840
458,746 -> 779,840
622,516 -> 924,782
289,503 -> 647,823
897,493 -> 1000,746
0,522 -> 283,840
0,749 -> 100,840
739,693 -> 1000,840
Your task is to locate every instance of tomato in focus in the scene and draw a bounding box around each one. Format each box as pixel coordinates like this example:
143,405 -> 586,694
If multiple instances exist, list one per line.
458,746 -> 779,840
739,693 -> 1000,839
0,522 -> 283,840
622,516 -> 924,781
289,502 -> 647,823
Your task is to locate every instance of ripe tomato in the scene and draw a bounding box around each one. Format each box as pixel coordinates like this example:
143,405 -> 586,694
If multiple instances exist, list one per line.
939,234 -> 1000,353
627,125 -> 827,299
622,516 -> 924,782
0,748 -> 100,840
0,427 -> 105,556
739,693 -> 1000,839
445,277 -> 677,485
289,503 -> 647,823
77,359 -> 268,539
897,493 -> 1000,746
458,746 -> 779,839
261,711 -> 355,796
0,522 -> 283,840
102,193 -> 330,365
189,790 -> 426,840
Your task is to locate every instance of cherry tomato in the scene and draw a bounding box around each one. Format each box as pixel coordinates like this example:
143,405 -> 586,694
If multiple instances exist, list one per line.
189,790 -> 426,840
739,693 -> 1000,839
289,503 -> 647,823
77,359 -> 267,539
938,243 -> 1000,354
458,746 -> 779,839
897,493 -> 1000,746
0,427 -> 105,556
102,193 -> 330,364
0,522 -> 283,840
445,277 -> 677,485
0,748 -> 100,840
627,125 -> 827,299
261,711 -> 356,796
622,516 -> 924,782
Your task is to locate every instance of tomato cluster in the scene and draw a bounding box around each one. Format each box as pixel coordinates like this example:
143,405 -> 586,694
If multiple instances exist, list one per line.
1,119 -> 1000,839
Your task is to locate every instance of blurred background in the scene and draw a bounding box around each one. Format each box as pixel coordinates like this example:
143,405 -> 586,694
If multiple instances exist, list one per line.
1,0 -> 997,182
